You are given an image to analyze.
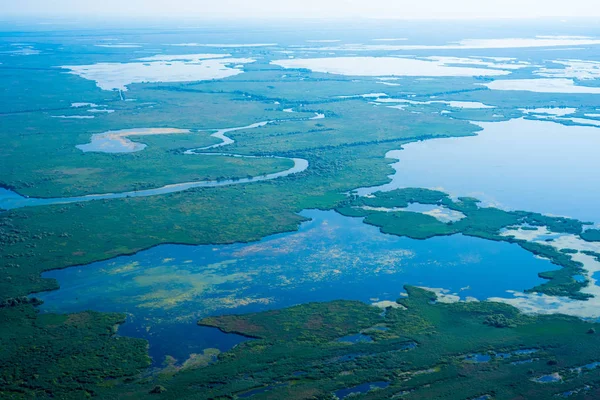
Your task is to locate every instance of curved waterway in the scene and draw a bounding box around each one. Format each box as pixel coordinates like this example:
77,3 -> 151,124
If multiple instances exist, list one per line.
0,119 -> 312,210
35,210 -> 555,367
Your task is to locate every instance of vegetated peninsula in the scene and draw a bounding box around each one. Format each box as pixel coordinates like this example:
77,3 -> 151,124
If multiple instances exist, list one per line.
99,286 -> 600,399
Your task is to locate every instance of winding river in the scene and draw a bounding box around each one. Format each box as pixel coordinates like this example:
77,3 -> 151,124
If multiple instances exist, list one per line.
0,118 -> 316,210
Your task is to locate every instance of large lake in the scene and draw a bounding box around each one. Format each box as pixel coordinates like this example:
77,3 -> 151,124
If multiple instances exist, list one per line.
36,210 -> 554,366
360,118 -> 600,224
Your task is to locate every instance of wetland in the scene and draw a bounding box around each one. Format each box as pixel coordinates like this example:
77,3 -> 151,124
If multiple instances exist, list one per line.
3,19 -> 600,400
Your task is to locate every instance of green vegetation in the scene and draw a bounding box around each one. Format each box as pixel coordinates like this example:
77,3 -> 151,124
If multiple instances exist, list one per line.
0,303 -> 149,398
0,75 -> 479,398
561,248 -> 579,254
0,97 -> 476,299
94,287 -> 600,399
201,301 -> 383,342
3,31 -> 600,399
581,229 -> 600,242
0,91 -> 299,198
0,117 -> 594,397
484,314 -> 517,328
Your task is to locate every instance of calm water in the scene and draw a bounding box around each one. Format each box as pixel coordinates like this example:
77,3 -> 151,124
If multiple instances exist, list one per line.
334,381 -> 390,399
359,118 -> 600,224
36,210 -> 555,365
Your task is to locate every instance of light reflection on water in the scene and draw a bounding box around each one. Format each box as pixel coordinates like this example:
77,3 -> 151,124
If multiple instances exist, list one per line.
358,118 -> 600,223
36,210 -> 554,365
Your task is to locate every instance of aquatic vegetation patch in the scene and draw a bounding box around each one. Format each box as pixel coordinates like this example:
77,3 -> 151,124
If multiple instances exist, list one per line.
32,209 -> 558,364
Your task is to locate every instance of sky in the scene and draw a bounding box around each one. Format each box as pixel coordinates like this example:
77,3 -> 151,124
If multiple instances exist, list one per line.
3,0 -> 600,19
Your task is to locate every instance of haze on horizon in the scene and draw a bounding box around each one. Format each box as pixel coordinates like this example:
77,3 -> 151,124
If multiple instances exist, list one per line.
3,0 -> 600,20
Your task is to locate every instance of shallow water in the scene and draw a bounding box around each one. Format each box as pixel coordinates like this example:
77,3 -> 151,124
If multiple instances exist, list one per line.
358,118 -> 600,223
361,203 -> 466,223
77,128 -> 191,153
334,381 -> 390,399
533,373 -> 562,383
35,210 -> 554,365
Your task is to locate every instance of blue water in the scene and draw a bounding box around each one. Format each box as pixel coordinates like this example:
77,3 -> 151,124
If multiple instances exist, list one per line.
464,354 -> 491,363
560,387 -> 591,398
36,210 -> 555,365
359,118 -> 600,224
534,374 -> 562,383
573,361 -> 600,372
334,381 -> 390,399
493,349 -> 538,362
401,342 -> 418,350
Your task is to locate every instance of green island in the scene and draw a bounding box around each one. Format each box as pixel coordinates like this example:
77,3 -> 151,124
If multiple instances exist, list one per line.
581,229 -> 600,243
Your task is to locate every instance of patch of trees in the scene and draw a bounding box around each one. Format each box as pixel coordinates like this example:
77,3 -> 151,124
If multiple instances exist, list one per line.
0,296 -> 42,308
